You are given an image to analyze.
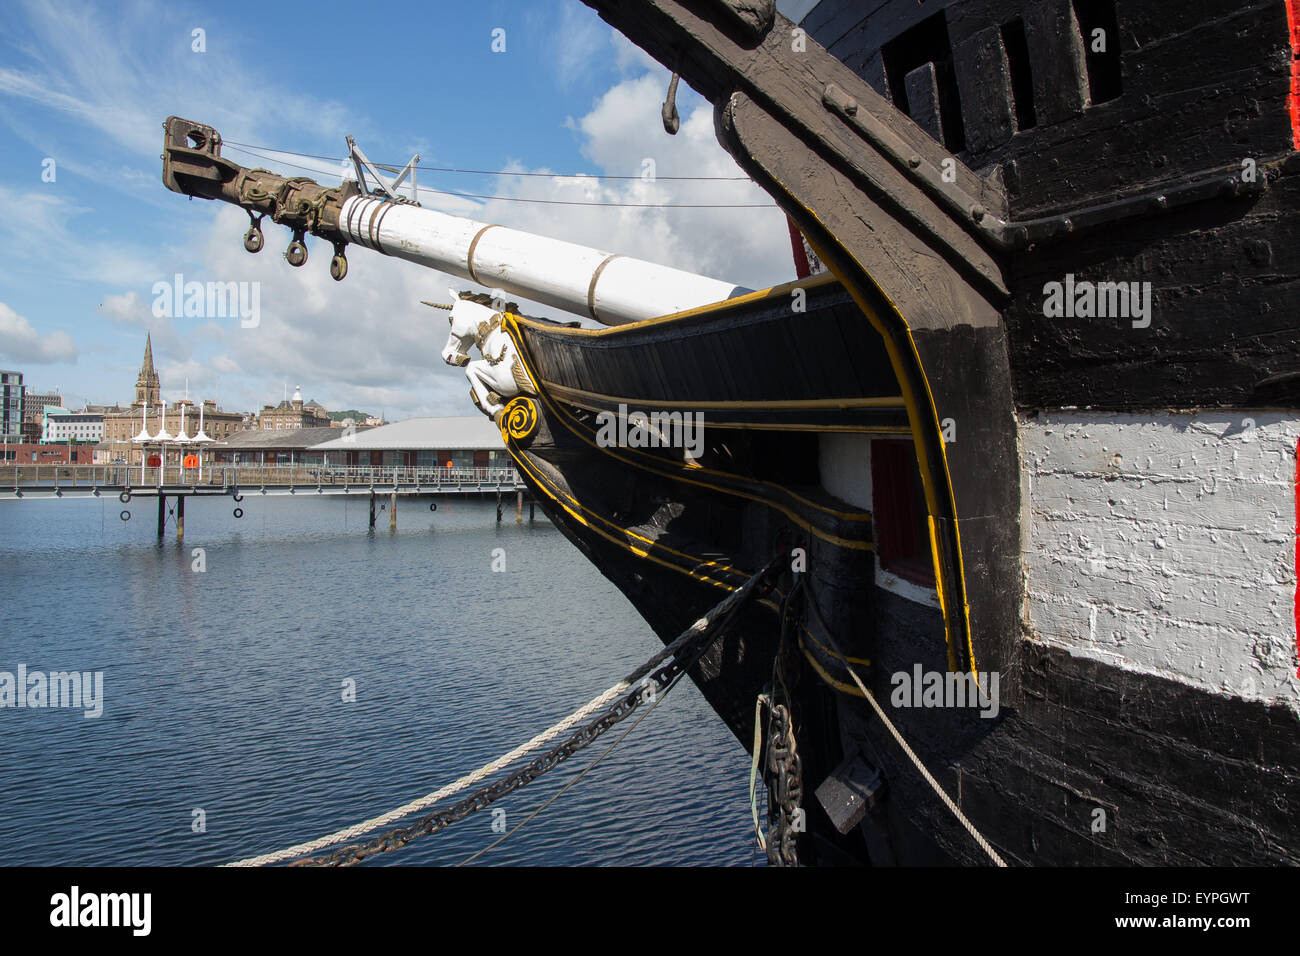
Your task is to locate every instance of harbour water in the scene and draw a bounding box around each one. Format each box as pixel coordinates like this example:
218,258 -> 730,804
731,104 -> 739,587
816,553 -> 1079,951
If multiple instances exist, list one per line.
0,495 -> 759,866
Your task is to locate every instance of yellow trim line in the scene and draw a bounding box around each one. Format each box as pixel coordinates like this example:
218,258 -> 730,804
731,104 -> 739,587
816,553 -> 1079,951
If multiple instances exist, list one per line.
539,381 -> 907,412
507,317 -> 874,546
517,271 -> 842,338
510,445 -> 741,589
512,424 -> 870,697
798,223 -> 979,679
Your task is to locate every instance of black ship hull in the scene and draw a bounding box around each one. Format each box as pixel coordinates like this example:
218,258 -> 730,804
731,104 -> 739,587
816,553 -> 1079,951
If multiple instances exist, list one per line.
487,0 -> 1300,865
499,269 -> 1300,865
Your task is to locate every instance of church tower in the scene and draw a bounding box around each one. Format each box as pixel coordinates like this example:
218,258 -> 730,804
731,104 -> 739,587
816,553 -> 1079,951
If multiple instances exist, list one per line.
134,333 -> 160,407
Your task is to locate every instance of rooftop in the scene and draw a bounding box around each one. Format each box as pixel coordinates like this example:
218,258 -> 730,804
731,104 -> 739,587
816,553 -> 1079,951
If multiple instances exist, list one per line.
311,416 -> 504,451
214,426 -> 369,450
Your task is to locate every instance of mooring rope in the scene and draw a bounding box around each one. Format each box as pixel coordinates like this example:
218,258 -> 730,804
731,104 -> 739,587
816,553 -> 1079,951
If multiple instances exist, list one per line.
802,578 -> 1008,867
456,662 -> 684,866
225,684 -> 629,867
225,557 -> 779,867
748,693 -> 770,852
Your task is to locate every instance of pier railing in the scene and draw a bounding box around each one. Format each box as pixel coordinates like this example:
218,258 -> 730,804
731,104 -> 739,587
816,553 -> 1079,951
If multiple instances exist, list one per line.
0,463 -> 523,494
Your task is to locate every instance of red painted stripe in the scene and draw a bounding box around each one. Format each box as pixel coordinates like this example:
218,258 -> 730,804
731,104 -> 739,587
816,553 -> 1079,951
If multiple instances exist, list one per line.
1295,438 -> 1300,678
1288,0 -> 1300,149
786,217 -> 811,279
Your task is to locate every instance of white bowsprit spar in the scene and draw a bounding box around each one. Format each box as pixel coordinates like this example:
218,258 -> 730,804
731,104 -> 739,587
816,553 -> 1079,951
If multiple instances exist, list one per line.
161,116 -> 750,326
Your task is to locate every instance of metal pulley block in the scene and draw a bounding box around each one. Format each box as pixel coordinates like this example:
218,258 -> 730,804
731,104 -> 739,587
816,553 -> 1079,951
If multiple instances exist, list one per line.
285,228 -> 308,267
329,241 -> 348,281
243,211 -> 265,253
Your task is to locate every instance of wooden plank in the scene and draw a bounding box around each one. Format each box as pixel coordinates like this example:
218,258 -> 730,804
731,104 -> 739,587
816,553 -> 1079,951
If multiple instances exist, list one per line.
904,62 -> 944,142
1024,0 -> 1089,126
954,25 -> 1015,153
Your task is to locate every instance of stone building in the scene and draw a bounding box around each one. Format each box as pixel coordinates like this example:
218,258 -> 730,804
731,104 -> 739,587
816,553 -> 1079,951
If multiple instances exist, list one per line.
258,386 -> 332,430
42,410 -> 104,444
98,335 -> 248,464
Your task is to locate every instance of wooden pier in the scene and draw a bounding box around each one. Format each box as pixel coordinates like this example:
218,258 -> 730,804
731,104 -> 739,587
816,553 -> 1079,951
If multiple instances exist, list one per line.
0,463 -> 532,537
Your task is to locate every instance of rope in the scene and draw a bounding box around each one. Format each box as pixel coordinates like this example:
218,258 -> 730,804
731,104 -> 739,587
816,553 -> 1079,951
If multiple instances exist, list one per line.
225,556 -> 780,867
456,663 -> 684,866
225,684 -> 628,867
222,140 -> 753,181
748,693 -> 769,852
803,580 -> 1007,867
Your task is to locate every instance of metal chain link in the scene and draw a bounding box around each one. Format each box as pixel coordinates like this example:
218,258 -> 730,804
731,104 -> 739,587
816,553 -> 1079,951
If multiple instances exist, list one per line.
764,702 -> 802,866
288,559 -> 782,867
294,639 -> 702,865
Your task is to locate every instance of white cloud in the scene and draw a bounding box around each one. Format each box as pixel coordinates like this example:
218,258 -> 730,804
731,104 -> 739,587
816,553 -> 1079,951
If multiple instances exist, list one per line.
172,204 -> 473,417
492,73 -> 792,290
154,66 -> 793,421
210,353 -> 240,375
546,2 -> 611,91
0,0 -> 362,208
0,186 -> 162,288
98,290 -> 151,327
21,15 -> 793,422
0,302 -> 77,363
610,28 -> 664,75
96,289 -> 195,364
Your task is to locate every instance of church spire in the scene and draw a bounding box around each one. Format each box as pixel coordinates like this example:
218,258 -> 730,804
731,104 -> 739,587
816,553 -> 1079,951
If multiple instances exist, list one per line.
142,333 -> 156,380
135,333 -> 160,407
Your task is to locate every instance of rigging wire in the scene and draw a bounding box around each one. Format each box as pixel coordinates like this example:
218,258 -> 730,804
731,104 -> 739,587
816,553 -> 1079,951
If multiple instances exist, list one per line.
220,143 -> 779,209
222,139 -> 752,181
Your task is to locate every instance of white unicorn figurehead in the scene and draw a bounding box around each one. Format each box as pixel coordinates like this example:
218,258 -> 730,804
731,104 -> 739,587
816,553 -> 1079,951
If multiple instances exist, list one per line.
427,289 -> 532,420
438,290 -> 500,368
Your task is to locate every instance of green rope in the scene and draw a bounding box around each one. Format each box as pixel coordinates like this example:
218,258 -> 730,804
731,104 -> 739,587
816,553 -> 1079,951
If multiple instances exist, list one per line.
748,692 -> 770,852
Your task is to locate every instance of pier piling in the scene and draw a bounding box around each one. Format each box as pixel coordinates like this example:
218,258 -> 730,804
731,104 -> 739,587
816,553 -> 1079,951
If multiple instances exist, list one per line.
516,490 -> 523,523
530,499 -> 535,521
157,494 -> 166,539
496,490 -> 502,523
390,492 -> 397,531
177,495 -> 185,540
369,491 -> 376,529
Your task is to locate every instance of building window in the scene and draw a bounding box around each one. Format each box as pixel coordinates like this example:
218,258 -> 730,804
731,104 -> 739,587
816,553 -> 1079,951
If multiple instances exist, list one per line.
869,439 -> 936,587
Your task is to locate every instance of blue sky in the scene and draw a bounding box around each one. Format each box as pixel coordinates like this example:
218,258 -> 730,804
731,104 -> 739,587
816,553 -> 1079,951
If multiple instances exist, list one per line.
0,0 -> 800,419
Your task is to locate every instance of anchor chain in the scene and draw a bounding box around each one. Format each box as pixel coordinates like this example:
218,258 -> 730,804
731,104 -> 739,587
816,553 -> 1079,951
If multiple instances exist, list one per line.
764,701 -> 802,866
295,618 -> 730,865
276,556 -> 783,867
757,560 -> 806,866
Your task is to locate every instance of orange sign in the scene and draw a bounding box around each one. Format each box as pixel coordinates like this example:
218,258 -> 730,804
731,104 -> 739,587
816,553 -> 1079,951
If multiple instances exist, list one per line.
183,454 -> 199,469
446,461 -> 453,468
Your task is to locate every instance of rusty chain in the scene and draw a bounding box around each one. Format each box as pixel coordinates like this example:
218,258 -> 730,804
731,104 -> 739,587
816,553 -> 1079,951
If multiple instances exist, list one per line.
286,557 -> 782,866
764,701 -> 803,866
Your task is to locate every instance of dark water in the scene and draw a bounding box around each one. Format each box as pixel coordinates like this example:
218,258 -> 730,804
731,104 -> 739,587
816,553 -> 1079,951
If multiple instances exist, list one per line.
0,495 -> 760,866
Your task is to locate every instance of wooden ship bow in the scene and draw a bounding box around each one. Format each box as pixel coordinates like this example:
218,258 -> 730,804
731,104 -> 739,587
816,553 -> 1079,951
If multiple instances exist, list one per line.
572,0 -> 1300,866
160,0 -> 1300,866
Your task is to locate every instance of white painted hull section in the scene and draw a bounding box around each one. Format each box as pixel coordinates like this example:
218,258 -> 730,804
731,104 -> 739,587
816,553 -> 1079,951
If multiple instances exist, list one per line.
1018,410 -> 1300,713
